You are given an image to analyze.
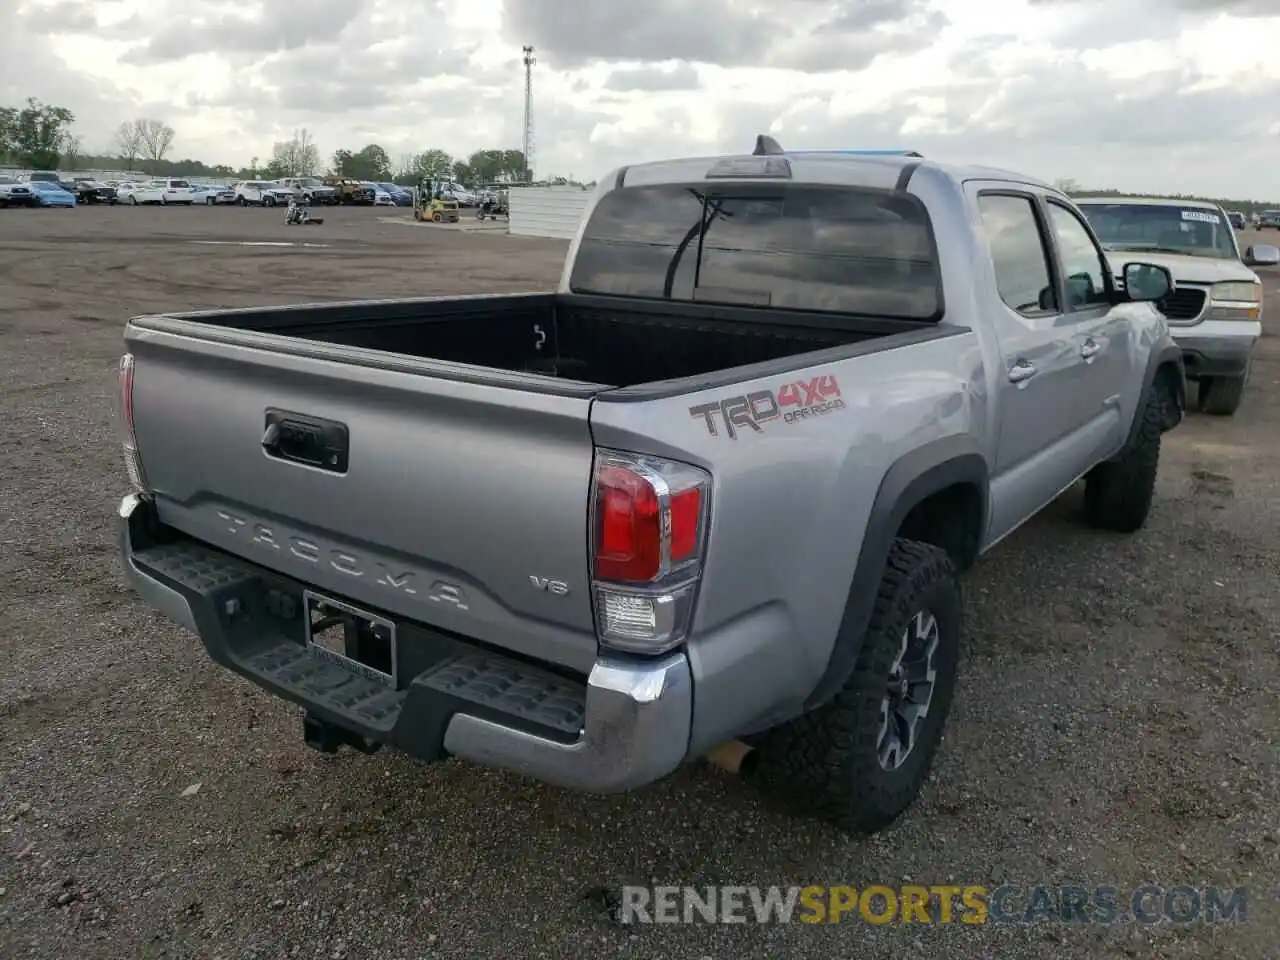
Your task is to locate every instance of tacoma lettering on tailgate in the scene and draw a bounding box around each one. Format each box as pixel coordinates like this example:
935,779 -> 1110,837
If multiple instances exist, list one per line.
689,375 -> 845,439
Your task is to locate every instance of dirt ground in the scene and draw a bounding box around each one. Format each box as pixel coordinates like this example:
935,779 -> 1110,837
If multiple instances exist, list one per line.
0,205 -> 1276,960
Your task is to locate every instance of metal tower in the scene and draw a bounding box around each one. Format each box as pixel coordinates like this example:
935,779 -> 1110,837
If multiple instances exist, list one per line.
521,45 -> 535,183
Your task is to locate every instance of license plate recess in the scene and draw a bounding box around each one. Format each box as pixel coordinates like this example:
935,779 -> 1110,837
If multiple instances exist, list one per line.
303,591 -> 397,688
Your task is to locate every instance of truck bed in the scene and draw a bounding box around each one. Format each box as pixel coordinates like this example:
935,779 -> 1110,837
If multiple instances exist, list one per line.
160,292 -> 923,388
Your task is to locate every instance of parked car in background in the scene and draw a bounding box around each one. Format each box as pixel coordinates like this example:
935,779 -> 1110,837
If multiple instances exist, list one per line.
277,177 -> 338,204
1227,210 -> 1247,230
321,177 -> 375,205
370,183 -> 398,206
25,181 -> 77,207
24,171 -> 60,184
235,181 -> 295,206
55,178 -> 117,204
201,184 -> 237,205
0,175 -> 37,207
1077,195 -> 1278,416
1258,210 -> 1280,229
114,182 -> 152,205
375,182 -> 413,206
117,179 -> 200,205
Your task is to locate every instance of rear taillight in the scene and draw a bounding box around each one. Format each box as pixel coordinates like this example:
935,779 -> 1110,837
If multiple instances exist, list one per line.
590,449 -> 710,655
118,353 -> 149,497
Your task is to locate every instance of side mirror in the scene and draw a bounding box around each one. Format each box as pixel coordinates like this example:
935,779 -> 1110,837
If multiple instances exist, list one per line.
1244,244 -> 1280,267
1065,272 -> 1096,308
1122,262 -> 1174,302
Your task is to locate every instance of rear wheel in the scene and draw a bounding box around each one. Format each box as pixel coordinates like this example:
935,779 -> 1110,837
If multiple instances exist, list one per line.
752,539 -> 961,833
129,195 -> 138,206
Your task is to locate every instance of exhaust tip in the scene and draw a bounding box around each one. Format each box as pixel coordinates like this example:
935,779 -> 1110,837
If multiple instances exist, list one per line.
705,740 -> 755,776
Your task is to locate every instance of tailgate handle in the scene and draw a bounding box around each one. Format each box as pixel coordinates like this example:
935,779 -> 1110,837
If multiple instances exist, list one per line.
262,409 -> 349,474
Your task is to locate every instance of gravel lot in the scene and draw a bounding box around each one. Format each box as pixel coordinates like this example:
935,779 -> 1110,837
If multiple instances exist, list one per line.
0,205 -> 1276,959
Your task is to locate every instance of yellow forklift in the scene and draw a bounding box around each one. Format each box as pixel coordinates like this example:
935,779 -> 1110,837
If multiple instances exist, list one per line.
412,180 -> 460,223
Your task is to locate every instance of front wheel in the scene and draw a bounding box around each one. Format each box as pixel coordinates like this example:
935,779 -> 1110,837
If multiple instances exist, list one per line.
1084,384 -> 1162,532
1198,371 -> 1248,416
752,539 -> 961,833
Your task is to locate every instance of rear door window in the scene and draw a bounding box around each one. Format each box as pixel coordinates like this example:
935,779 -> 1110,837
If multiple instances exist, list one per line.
569,184 -> 940,320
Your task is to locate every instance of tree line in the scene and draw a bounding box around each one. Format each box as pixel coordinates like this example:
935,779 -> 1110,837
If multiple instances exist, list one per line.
1,97 -> 574,186
1053,179 -> 1277,216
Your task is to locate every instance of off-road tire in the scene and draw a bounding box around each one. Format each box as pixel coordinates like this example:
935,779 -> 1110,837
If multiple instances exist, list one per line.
1198,372 -> 1247,417
751,539 -> 961,834
1084,385 -> 1162,532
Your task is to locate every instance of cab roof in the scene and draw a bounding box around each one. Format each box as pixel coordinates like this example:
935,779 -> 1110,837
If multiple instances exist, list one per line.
611,134 -> 1055,193
1074,196 -> 1221,210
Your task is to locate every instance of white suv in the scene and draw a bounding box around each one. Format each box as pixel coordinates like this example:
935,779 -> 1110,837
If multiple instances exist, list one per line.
234,181 -> 295,206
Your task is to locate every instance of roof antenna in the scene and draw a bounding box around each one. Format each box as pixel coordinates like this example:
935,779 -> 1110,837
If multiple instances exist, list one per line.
753,135 -> 784,156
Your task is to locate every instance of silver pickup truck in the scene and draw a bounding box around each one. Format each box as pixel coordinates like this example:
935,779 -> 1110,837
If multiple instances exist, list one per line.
117,138 -> 1186,833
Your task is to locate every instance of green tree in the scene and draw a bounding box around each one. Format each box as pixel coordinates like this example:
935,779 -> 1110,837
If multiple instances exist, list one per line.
0,106 -> 16,161
455,149 -> 526,185
332,143 -> 391,180
12,98 -> 75,169
411,148 -> 454,182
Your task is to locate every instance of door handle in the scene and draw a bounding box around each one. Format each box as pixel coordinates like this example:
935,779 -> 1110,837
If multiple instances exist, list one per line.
1080,338 -> 1101,360
1008,359 -> 1037,384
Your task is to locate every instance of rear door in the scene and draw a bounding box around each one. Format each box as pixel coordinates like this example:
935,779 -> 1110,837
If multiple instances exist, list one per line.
970,186 -> 1103,535
127,327 -> 602,672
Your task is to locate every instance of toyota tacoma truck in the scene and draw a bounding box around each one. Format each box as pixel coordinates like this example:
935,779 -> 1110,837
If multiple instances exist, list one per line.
1077,196 -> 1278,416
116,138 -> 1186,833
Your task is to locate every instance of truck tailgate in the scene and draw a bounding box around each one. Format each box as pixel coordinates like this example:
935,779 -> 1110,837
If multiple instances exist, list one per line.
127,327 -> 600,673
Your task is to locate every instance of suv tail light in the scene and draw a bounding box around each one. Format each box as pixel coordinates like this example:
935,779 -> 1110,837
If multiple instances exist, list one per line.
590,449 -> 711,655
118,353 -> 150,497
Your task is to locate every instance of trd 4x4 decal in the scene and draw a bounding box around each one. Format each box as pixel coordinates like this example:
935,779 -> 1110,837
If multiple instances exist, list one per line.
689,375 -> 845,438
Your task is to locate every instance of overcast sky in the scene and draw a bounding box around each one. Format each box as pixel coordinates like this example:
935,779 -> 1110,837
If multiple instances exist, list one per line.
3,0 -> 1278,197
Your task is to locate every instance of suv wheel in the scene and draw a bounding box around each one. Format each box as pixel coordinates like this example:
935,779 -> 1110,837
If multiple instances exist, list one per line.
751,539 -> 961,833
1084,383 -> 1162,532
1198,369 -> 1248,417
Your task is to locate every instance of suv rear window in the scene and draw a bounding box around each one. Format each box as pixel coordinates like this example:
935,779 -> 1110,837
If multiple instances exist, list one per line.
568,184 -> 940,319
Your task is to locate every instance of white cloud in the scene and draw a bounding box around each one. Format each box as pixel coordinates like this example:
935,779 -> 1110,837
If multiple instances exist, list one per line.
4,0 -> 1279,197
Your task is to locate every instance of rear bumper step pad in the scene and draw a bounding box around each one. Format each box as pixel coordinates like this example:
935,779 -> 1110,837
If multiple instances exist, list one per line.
118,494 -> 693,792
